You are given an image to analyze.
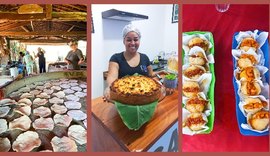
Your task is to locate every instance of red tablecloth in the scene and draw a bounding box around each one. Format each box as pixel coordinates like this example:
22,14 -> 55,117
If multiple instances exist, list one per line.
182,4 -> 269,152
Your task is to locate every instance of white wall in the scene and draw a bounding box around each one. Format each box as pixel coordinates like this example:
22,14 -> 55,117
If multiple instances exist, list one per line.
163,5 -> 178,54
91,4 -> 178,99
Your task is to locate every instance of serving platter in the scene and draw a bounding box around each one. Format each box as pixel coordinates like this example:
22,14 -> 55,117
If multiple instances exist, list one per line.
232,30 -> 269,136
182,31 -> 216,134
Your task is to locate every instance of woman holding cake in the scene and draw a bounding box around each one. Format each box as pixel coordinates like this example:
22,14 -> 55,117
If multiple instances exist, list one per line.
104,24 -> 163,100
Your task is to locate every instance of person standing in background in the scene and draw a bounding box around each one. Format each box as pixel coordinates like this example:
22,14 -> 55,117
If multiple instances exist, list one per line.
18,52 -> 24,63
65,40 -> 84,70
23,51 -> 34,76
0,49 -> 10,75
34,47 -> 46,73
18,51 -> 25,75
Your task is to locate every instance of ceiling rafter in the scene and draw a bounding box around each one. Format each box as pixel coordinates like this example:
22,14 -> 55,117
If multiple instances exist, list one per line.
20,26 -> 30,32
0,4 -> 87,43
0,21 -> 29,31
46,4 -> 52,20
67,25 -> 75,32
53,5 -> 77,12
0,31 -> 86,36
64,4 -> 87,12
0,12 -> 86,21
55,21 -> 86,29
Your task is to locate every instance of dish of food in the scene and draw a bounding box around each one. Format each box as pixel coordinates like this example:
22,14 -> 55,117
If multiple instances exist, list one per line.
238,66 -> 260,81
183,113 -> 207,131
240,81 -> 261,96
185,96 -> 208,113
183,65 -> 206,80
188,51 -> 207,66
232,30 -> 269,136
239,37 -> 259,52
242,98 -> 267,114
247,110 -> 269,131
182,81 -> 200,98
0,78 -> 87,152
110,75 -> 162,105
182,31 -> 215,135
237,54 -> 257,69
188,37 -> 209,52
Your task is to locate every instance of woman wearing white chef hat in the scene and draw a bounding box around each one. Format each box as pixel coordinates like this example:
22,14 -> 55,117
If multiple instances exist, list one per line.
104,24 -> 162,100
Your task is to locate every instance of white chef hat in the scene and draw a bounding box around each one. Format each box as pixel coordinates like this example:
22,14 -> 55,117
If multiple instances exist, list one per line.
122,24 -> 141,39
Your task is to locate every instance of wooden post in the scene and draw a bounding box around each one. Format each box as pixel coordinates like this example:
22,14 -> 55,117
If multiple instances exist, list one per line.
46,4 -> 52,20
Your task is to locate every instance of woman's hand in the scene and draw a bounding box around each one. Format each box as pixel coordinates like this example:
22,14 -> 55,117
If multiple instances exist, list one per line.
156,70 -> 169,75
78,60 -> 84,65
65,60 -> 71,65
103,86 -> 111,102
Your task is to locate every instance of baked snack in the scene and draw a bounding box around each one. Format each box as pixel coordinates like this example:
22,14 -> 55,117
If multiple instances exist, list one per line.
240,81 -> 261,96
239,66 -> 260,81
189,52 -> 207,66
243,98 -> 267,114
188,37 -> 209,52
238,54 -> 257,69
183,113 -> 206,131
240,37 -> 259,52
167,56 -> 178,73
183,65 -> 205,80
248,110 -> 269,131
182,81 -> 200,98
110,75 -> 161,105
186,96 -> 208,113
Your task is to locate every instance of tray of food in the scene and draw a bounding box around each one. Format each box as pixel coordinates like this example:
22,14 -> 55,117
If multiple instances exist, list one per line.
232,30 -> 269,136
182,31 -> 215,135
0,76 -> 87,152
108,74 -> 166,131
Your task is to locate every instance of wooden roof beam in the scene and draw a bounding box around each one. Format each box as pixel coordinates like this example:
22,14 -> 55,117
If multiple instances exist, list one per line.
20,26 -> 30,32
53,5 -> 76,12
55,21 -> 86,29
64,4 -> 87,12
0,21 -> 16,27
67,25 -> 75,32
0,12 -> 86,21
46,4 -> 52,20
8,36 -> 42,40
18,39 -> 71,44
0,22 -> 29,31
0,31 -> 86,36
47,21 -> 52,31
30,21 -> 34,31
52,12 -> 86,21
54,36 -> 70,40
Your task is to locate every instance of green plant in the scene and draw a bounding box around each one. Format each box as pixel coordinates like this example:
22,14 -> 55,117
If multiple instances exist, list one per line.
165,73 -> 177,80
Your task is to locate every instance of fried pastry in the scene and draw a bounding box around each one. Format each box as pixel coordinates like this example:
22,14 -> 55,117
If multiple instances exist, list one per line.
184,113 -> 206,131
182,81 -> 200,98
243,98 -> 267,114
186,96 -> 208,113
248,110 -> 269,131
188,37 -> 209,52
238,54 -> 257,69
189,52 -> 207,66
239,66 -> 260,81
239,37 -> 259,52
240,81 -> 261,96
183,65 -> 206,80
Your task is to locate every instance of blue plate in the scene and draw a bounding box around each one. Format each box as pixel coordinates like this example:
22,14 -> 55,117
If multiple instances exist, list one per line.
232,31 -> 269,136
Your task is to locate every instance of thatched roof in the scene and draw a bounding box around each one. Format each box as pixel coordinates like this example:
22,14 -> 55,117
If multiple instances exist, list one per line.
0,4 -> 87,44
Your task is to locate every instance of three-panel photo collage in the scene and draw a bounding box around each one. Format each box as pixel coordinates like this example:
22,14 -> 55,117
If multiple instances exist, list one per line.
0,2 -> 269,154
